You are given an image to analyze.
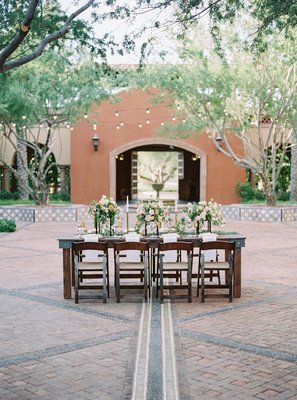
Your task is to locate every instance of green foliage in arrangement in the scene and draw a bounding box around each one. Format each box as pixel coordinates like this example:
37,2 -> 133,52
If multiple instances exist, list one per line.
0,218 -> 16,232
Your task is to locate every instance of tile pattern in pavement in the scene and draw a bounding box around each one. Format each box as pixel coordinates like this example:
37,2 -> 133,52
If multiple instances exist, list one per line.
0,220 -> 297,399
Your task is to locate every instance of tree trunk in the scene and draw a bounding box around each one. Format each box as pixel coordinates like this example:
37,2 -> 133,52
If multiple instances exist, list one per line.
261,176 -> 277,206
16,139 -> 30,200
290,126 -> 297,202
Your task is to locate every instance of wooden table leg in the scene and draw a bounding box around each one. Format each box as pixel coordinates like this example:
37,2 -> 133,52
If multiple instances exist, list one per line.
233,248 -> 241,298
63,248 -> 72,299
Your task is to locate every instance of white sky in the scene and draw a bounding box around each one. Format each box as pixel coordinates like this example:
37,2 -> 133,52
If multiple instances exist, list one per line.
59,0 -> 179,64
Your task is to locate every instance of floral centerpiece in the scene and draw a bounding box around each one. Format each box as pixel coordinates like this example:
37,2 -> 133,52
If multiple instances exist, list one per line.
181,200 -> 224,234
134,200 -> 173,235
89,195 -> 121,235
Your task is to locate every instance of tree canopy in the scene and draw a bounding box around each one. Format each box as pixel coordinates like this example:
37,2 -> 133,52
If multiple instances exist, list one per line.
1,0 -> 297,73
131,34 -> 297,205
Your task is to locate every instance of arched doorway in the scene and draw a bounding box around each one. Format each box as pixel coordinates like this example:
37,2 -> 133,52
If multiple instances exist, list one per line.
110,138 -> 206,202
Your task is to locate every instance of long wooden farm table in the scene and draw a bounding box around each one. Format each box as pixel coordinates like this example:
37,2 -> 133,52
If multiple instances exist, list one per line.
58,234 -> 246,299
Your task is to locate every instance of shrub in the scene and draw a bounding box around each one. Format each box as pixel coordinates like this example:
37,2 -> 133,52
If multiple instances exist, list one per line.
236,182 -> 265,203
49,192 -> 70,202
277,191 -> 290,201
0,190 -> 20,200
0,218 -> 16,232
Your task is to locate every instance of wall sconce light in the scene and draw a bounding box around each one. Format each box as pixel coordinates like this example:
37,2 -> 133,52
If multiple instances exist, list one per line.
92,133 -> 100,151
191,154 -> 200,161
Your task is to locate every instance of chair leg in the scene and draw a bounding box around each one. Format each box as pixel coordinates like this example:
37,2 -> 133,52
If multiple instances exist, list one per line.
156,264 -> 159,298
107,265 -> 110,298
160,261 -> 163,304
229,271 -> 233,303
200,265 -> 205,303
102,260 -> 107,303
217,270 -> 221,285
74,265 -> 79,304
144,266 -> 148,302
197,266 -> 200,297
115,263 -> 120,303
188,261 -> 192,303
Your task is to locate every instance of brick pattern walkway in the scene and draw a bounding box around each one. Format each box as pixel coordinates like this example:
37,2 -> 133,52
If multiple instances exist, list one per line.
0,220 -> 297,399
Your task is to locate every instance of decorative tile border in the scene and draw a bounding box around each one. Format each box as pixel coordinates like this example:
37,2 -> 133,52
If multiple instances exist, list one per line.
1,204 -> 297,223
222,205 -> 297,222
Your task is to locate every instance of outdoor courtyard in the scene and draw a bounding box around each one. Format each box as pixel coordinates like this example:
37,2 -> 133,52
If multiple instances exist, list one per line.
0,218 -> 297,399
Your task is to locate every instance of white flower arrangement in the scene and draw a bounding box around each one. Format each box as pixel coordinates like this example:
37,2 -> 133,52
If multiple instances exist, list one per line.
135,200 -> 173,234
180,200 -> 224,234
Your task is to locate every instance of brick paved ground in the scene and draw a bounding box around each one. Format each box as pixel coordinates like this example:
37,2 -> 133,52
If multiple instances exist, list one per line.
0,219 -> 297,399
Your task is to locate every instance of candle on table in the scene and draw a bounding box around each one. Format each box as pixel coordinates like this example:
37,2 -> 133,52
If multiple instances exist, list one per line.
126,195 -> 129,213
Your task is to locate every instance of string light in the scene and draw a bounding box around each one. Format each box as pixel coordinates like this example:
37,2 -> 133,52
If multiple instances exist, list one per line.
93,123 -> 97,130
138,124 -> 143,128
172,116 -> 176,121
161,122 -> 164,126
39,123 -> 43,128
120,121 -> 124,126
116,125 -> 120,130
53,114 -> 57,120
66,123 -> 70,129
146,119 -> 150,124
70,126 -> 74,131
146,108 -> 150,114
115,110 -> 119,117
22,115 -> 26,120
84,113 -> 88,119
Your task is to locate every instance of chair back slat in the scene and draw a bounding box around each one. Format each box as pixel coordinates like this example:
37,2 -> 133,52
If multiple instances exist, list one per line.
199,240 -> 235,252
158,241 -> 192,252
114,241 -> 149,252
72,241 -> 108,253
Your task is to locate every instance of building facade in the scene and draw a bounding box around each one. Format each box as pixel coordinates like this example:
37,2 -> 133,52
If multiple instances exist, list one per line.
71,89 -> 245,205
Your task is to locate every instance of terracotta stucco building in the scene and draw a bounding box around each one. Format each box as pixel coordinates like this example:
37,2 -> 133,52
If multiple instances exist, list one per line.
71,89 -> 245,205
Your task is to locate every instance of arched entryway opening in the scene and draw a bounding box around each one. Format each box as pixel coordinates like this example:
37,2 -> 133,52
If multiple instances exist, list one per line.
110,138 -> 206,202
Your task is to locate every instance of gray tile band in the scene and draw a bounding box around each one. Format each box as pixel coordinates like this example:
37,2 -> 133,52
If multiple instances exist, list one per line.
0,330 -> 131,368
0,289 -> 134,324
177,291 -> 297,324
181,329 -> 297,363
147,297 -> 163,400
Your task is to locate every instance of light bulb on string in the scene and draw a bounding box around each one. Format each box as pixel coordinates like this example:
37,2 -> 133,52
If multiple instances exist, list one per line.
53,114 -> 57,120
120,121 -> 124,126
39,123 -> 43,128
172,116 -> 176,121
146,108 -> 150,114
67,123 -> 70,129
139,124 -> 143,128
84,113 -> 88,119
116,125 -> 120,130
161,122 -> 164,126
70,126 -> 74,131
146,119 -> 150,124
93,123 -> 97,130
22,115 -> 26,120
115,110 -> 119,117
